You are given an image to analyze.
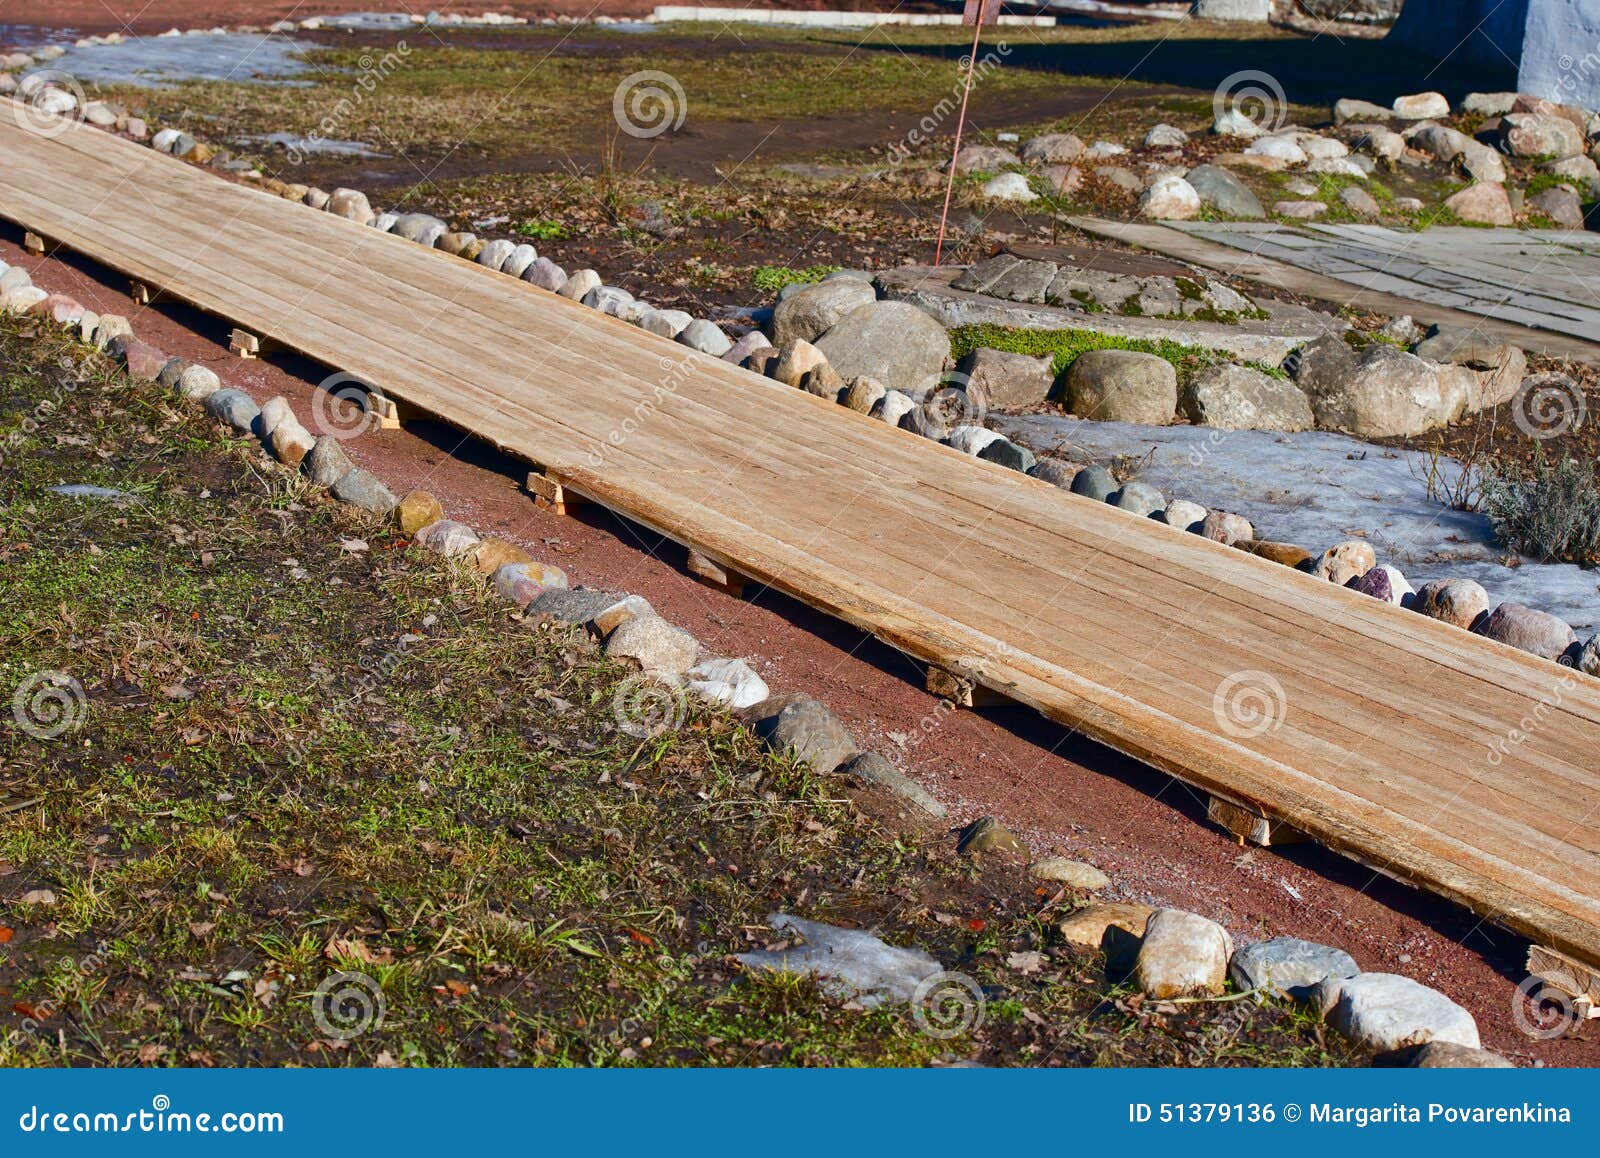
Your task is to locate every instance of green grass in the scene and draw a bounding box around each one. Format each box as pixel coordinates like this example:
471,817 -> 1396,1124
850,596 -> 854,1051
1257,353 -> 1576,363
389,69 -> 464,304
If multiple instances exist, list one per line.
752,265 -> 842,293
516,219 -> 570,241
948,324 -> 1287,385
0,317 -> 1357,1068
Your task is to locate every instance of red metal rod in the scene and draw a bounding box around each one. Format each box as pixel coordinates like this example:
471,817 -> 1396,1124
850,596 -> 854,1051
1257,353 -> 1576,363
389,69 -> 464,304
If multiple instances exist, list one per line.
934,18 -> 987,268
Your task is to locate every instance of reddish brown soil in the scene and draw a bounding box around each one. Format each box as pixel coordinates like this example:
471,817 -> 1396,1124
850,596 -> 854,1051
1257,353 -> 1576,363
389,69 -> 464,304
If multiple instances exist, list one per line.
5,225 -> 1597,1067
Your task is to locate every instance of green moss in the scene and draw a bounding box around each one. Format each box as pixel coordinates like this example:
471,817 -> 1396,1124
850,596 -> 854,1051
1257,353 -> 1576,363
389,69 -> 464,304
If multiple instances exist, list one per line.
947,323 -> 1286,382
752,264 -> 842,293
515,219 -> 569,241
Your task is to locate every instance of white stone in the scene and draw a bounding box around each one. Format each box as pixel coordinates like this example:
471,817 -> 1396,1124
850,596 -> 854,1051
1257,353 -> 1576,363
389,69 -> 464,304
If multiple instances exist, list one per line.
980,172 -> 1036,202
1137,175 -> 1201,220
1134,909 -> 1232,998
1246,136 -> 1307,165
685,657 -> 769,710
1318,973 -> 1480,1051
948,426 -> 1005,456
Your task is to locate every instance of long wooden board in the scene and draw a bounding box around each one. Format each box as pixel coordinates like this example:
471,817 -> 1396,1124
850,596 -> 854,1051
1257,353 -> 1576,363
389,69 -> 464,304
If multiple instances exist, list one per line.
7,113 -> 1600,969
1069,215 -> 1600,365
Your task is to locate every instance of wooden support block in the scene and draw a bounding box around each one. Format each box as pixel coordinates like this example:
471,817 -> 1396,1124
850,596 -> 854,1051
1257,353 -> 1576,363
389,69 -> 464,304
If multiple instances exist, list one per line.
1207,795 -> 1306,848
129,280 -> 152,305
686,548 -> 746,598
23,230 -> 52,256
1527,945 -> 1600,1020
229,327 -> 274,359
526,469 -> 579,517
362,390 -> 415,431
926,664 -> 1013,709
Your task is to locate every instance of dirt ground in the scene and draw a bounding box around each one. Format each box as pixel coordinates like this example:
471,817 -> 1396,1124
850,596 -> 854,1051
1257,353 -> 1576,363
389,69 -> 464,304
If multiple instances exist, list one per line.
5,227 -> 1594,1066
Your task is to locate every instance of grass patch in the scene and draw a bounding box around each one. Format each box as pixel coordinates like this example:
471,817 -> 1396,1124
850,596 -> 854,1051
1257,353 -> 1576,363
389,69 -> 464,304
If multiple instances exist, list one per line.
515,219 -> 570,241
0,317 -> 1357,1068
752,265 -> 842,294
948,324 -> 1286,384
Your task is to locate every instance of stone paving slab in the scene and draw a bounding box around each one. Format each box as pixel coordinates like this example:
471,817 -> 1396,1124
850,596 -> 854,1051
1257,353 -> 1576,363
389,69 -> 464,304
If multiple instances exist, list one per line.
875,265 -> 1343,365
1168,222 -> 1600,345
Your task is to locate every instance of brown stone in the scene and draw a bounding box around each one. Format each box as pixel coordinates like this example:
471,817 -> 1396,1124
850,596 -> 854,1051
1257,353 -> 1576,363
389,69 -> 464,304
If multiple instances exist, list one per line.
118,338 -> 169,382
956,816 -> 1027,858
1058,902 -> 1156,979
394,490 -> 445,535
473,537 -> 532,575
1237,539 -> 1314,568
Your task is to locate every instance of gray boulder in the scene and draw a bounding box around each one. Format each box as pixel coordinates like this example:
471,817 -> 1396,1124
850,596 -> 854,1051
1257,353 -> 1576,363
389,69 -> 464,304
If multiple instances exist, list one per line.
390,213 -> 448,246
814,301 -> 950,397
1229,937 -> 1359,1000
1181,363 -> 1314,431
955,347 -> 1056,410
605,614 -> 700,678
203,389 -> 260,432
977,438 -> 1036,473
677,319 -> 733,356
528,587 -> 626,626
749,694 -> 856,773
303,435 -> 354,487
771,278 -> 877,347
1019,133 -> 1084,165
1112,480 -> 1164,516
1070,464 -> 1117,502
841,752 -> 946,817
1184,164 -> 1265,218
1472,602 -> 1576,662
1064,350 -> 1178,425
1304,344 -> 1461,438
330,468 -> 396,513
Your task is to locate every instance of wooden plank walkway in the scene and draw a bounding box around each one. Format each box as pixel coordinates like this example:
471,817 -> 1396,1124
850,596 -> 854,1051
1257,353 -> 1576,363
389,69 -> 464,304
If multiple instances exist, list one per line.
8,113 -> 1600,971
1069,215 -> 1600,365
1170,220 -> 1600,344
